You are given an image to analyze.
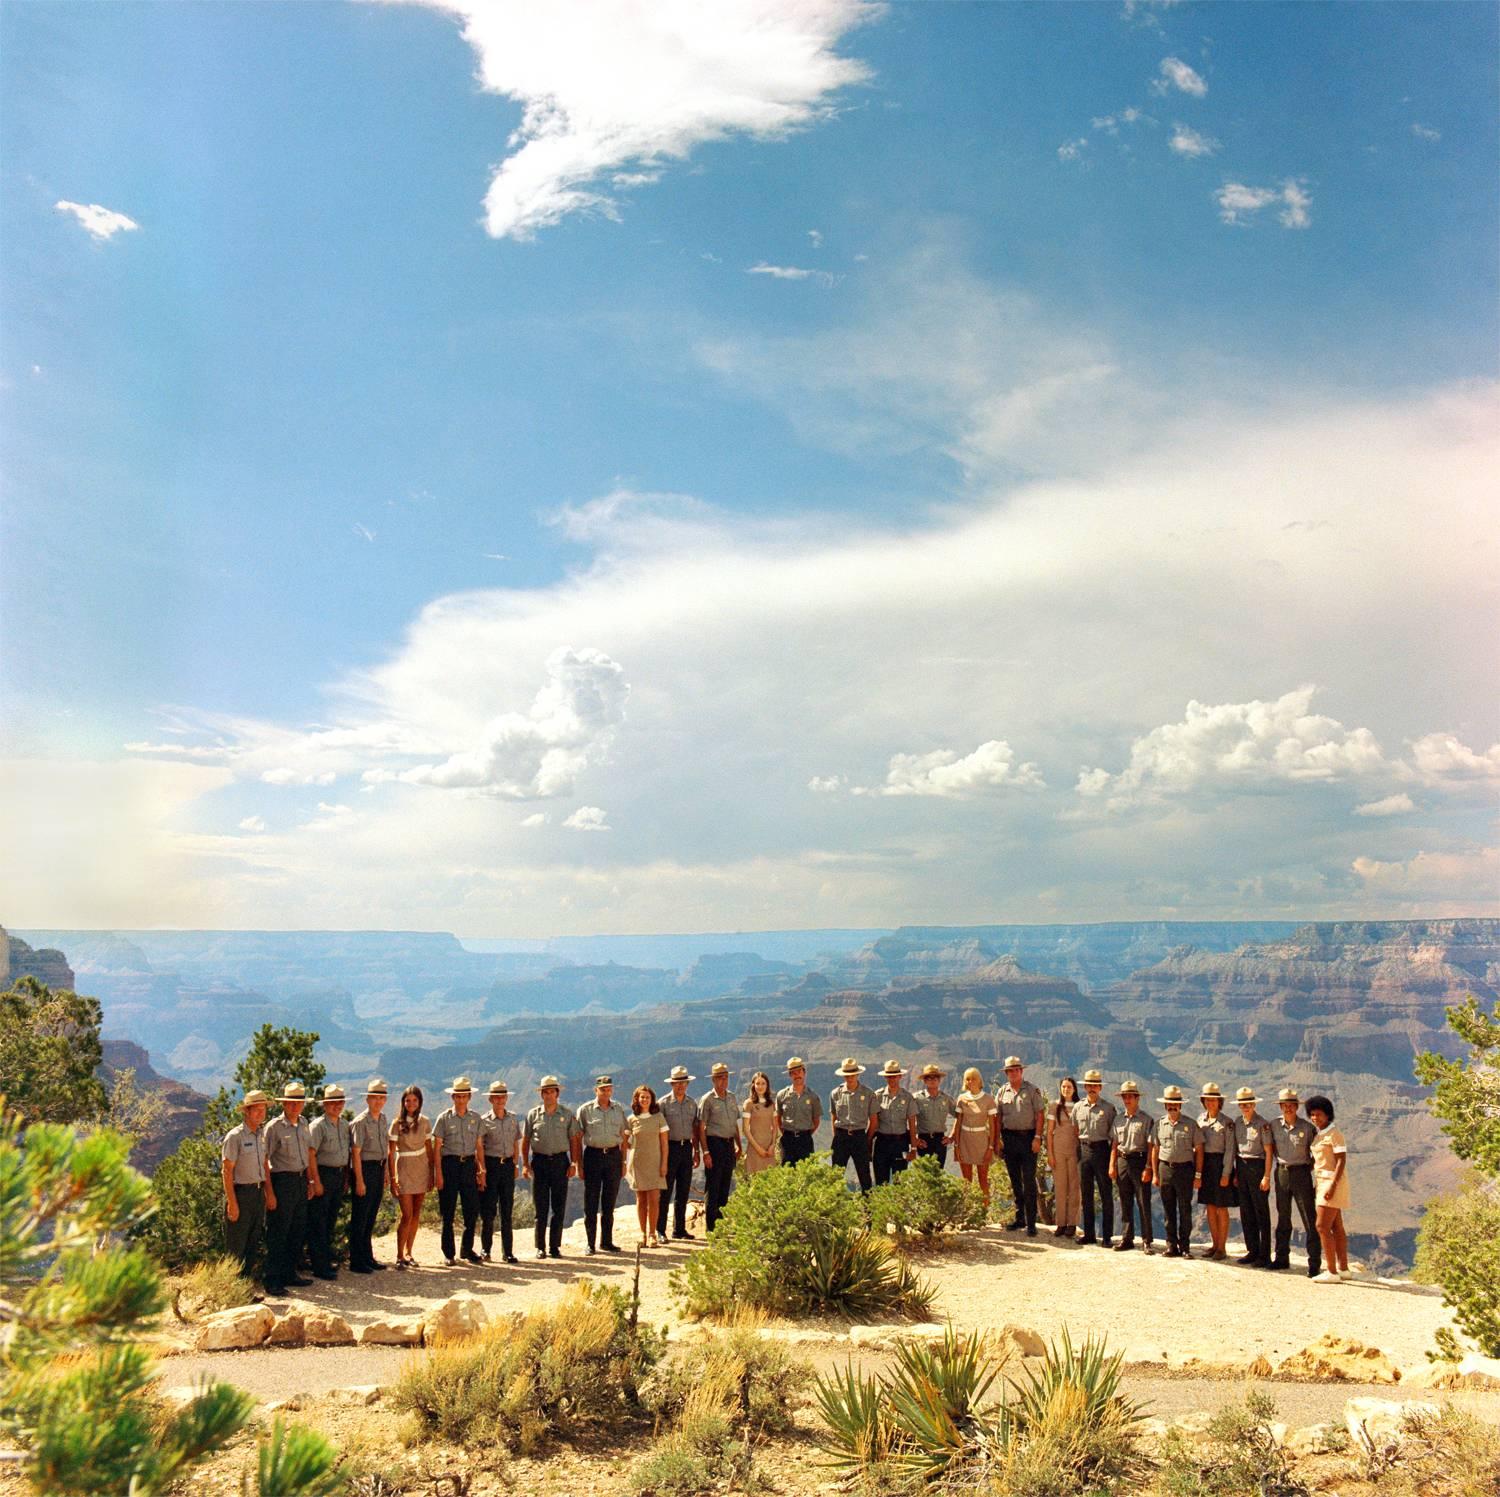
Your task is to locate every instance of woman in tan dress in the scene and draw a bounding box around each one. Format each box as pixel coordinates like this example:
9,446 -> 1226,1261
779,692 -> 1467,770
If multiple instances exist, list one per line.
1046,1077 -> 1082,1239
742,1070 -> 780,1175
954,1066 -> 998,1206
626,1085 -> 670,1248
1306,1094 -> 1350,1282
387,1085 -> 433,1269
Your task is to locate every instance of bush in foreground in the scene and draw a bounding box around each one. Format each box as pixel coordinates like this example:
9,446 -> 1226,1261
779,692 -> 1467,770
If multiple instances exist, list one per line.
1155,1390 -> 1308,1497
865,1156 -> 988,1242
1411,1174 -> 1500,1358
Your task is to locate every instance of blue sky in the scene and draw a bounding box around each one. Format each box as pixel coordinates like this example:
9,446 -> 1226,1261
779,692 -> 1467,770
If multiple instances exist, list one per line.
2,0 -> 1496,933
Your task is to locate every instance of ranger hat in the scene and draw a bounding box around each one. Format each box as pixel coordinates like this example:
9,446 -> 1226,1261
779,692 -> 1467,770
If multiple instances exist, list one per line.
918,1063 -> 945,1079
1003,1055 -> 1024,1069
446,1076 -> 474,1095
1234,1086 -> 1260,1104
241,1089 -> 271,1109
880,1059 -> 905,1078
321,1084 -> 346,1102
277,1081 -> 308,1103
487,1080 -> 509,1095
710,1062 -> 730,1077
1082,1069 -> 1104,1085
365,1077 -> 388,1096
1158,1085 -> 1185,1105
1199,1082 -> 1224,1101
594,1074 -> 614,1088
1117,1079 -> 1142,1096
665,1066 -> 696,1084
1277,1087 -> 1300,1104
837,1057 -> 866,1076
538,1075 -> 562,1090
785,1057 -> 807,1072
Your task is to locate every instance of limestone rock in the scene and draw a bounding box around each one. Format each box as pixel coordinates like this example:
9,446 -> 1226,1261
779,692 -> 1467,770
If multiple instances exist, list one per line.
754,1327 -> 842,1345
895,1323 -> 948,1344
1247,1354 -> 1274,1377
1403,1353 -> 1500,1391
848,1325 -> 900,1351
196,1304 -> 274,1351
303,1309 -> 355,1346
1285,1423 -> 1337,1457
1277,1333 -> 1401,1384
262,1397 -> 303,1414
359,1317 -> 426,1347
265,1311 -> 305,1347
422,1293 -> 489,1345
1344,1396 -> 1440,1447
995,1323 -> 1047,1359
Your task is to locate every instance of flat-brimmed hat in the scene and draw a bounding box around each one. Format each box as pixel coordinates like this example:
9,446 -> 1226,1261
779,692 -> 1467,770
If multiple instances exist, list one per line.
1199,1082 -> 1223,1101
538,1075 -> 562,1090
594,1074 -> 614,1088
487,1080 -> 509,1096
1082,1069 -> 1104,1085
1003,1055 -> 1023,1069
277,1082 -> 308,1103
837,1057 -> 865,1076
1277,1087 -> 1300,1104
710,1061 -> 730,1078
321,1084 -> 346,1102
1117,1080 -> 1141,1096
880,1059 -> 905,1078
365,1077 -> 388,1096
1159,1085 -> 1185,1105
665,1066 -> 696,1084
241,1089 -> 270,1109
918,1063 -> 945,1079
785,1057 -> 807,1072
446,1076 -> 473,1095
1234,1086 -> 1259,1104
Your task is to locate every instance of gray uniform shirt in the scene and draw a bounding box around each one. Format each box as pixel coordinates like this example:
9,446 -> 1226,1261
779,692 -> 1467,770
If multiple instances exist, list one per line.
829,1082 -> 877,1130
264,1113 -> 312,1173
1233,1111 -> 1274,1160
997,1080 -> 1046,1132
525,1103 -> 579,1155
1112,1109 -> 1154,1155
1199,1112 -> 1232,1159
479,1111 -> 521,1159
661,1093 -> 700,1143
914,1090 -> 956,1134
776,1085 -> 821,1133
351,1108 -> 388,1162
222,1122 -> 266,1184
577,1099 -> 628,1148
699,1089 -> 742,1140
309,1112 -> 352,1167
875,1087 -> 917,1135
1073,1097 -> 1117,1144
432,1107 -> 483,1158
1153,1114 -> 1203,1165
1271,1115 -> 1317,1166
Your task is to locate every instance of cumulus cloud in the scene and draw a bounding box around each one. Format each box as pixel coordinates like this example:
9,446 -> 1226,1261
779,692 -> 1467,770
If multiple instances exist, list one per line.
520,812 -> 548,827
563,805 -> 610,831
1354,793 -> 1415,818
1155,57 -> 1207,97
1217,179 -> 1312,228
844,741 -> 1044,798
394,0 -> 875,239
1409,732 -> 1500,782
746,262 -> 837,285
1169,123 -> 1219,158
237,815 -> 268,833
55,200 -> 139,241
1352,846 -> 1499,908
1057,137 -> 1088,162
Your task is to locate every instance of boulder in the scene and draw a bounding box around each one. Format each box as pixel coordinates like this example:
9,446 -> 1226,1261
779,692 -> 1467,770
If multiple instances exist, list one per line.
1403,1353 -> 1500,1391
995,1324 -> 1047,1359
302,1309 -> 355,1347
265,1312 -> 305,1347
1277,1333 -> 1401,1384
895,1323 -> 948,1345
196,1304 -> 274,1351
262,1397 -> 303,1414
1285,1423 -> 1338,1457
1344,1396 -> 1440,1448
422,1293 -> 489,1345
358,1317 -> 426,1347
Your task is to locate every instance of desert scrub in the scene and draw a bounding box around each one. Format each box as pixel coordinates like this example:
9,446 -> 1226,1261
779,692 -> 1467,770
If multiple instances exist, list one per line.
642,1318 -> 811,1437
169,1255 -> 259,1320
865,1156 -> 987,1242
392,1280 -> 664,1455
1349,1404 -> 1500,1496
1154,1391 -> 1307,1497
631,1371 -> 756,1496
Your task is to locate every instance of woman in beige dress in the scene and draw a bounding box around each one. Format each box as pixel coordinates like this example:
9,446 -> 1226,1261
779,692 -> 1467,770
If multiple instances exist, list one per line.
387,1084 -> 433,1269
954,1067 -> 998,1206
626,1085 -> 670,1248
1046,1077 -> 1082,1239
1306,1094 -> 1350,1282
742,1070 -> 780,1175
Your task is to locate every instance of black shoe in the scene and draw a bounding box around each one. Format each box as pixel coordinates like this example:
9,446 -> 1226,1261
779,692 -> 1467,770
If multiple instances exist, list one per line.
1307,1266 -> 1322,1279
672,1231 -> 692,1240
1100,1238 -> 1113,1248
1026,1225 -> 1037,1238
313,1269 -> 338,1281
1164,1248 -> 1181,1259
479,1253 -> 492,1263
368,1261 -> 386,1271
463,1253 -> 484,1265
503,1254 -> 519,1265
1113,1240 -> 1134,1251
1006,1218 -> 1025,1230
548,1249 -> 562,1259
603,1243 -> 623,1254
1079,1235 -> 1097,1246
536,1250 -> 549,1261
348,1264 -> 373,1275
1268,1260 -> 1289,1271
584,1246 -> 597,1256
287,1275 -> 315,1288
444,1257 -> 457,1267
1141,1244 -> 1154,1256
263,1282 -> 286,1296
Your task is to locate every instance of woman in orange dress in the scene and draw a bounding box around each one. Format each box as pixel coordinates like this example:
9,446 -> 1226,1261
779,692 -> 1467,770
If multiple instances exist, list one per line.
953,1066 -> 998,1206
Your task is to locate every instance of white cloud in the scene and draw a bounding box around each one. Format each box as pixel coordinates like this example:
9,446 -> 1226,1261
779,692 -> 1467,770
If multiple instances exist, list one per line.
746,262 -> 837,285
54,200 -> 139,241
353,523 -> 377,543
1169,123 -> 1219,158
808,228 -> 824,248
1155,57 -> 1207,98
261,767 -> 338,787
302,802 -> 356,832
1411,122 -> 1441,143
1057,137 -> 1088,162
395,0 -> 875,239
1409,732 -> 1500,782
520,811 -> 548,827
1216,179 -> 1312,228
808,775 -> 846,793
1352,846 -> 1499,908
1353,792 -> 1414,818
237,815 -> 268,833
563,805 -> 610,832
851,740 -> 1044,798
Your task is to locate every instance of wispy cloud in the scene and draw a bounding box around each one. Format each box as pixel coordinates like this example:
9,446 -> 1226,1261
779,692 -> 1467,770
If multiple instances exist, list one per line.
841,740 -> 1044,798
1411,122 -> 1441,143
808,228 -> 824,249
746,262 -> 838,286
237,815 -> 268,833
1216,179 -> 1312,229
1354,793 -> 1414,818
1057,137 -> 1089,162
1154,56 -> 1207,98
1169,123 -> 1219,158
55,200 -> 139,242
353,523 -> 377,543
563,805 -> 610,832
394,0 -> 876,240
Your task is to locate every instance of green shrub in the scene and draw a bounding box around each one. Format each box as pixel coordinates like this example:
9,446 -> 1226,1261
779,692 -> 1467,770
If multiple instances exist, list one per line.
631,1371 -> 756,1495
866,1156 -> 988,1241
642,1323 -> 811,1437
392,1279 -> 663,1454
1359,1405 -> 1500,1497
170,1254 -> 259,1320
884,1327 -> 1007,1485
803,1222 -> 937,1320
1154,1391 -> 1307,1497
1412,1176 -> 1500,1356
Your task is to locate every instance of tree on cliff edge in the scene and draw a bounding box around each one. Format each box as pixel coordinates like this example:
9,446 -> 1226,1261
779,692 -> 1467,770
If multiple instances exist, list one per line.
0,977 -> 107,1128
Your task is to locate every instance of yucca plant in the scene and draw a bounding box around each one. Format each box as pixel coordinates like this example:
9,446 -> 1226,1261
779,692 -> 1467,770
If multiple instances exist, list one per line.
811,1362 -> 893,1474
1005,1326 -> 1139,1439
250,1420 -> 348,1497
884,1328 -> 1008,1484
803,1221 -> 937,1320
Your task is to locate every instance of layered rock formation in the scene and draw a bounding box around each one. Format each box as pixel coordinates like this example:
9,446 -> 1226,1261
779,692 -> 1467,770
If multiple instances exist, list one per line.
1,926 -> 76,991
97,1039 -> 211,1170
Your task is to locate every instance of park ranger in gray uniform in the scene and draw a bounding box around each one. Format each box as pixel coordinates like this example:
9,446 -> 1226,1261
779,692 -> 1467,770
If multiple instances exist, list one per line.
1073,1069 -> 1116,1246
306,1084 -> 353,1279
996,1056 -> 1046,1236
829,1058 -> 877,1194
1109,1080 -> 1155,1253
347,1078 -> 388,1274
913,1063 -> 957,1169
1148,1086 -> 1203,1258
522,1077 -> 580,1259
221,1089 -> 270,1279
263,1082 -> 320,1294
699,1062 -> 742,1231
577,1075 -> 628,1254
1232,1087 -> 1276,1267
1270,1087 -> 1321,1277
657,1067 -> 700,1240
432,1077 -> 484,1266
872,1059 -> 918,1186
776,1057 -> 821,1168
479,1081 -> 522,1264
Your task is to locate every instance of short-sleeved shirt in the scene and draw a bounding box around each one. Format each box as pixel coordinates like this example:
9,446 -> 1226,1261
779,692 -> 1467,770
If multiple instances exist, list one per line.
309,1112 -> 353,1167
389,1114 -> 432,1157
699,1089 -> 742,1139
264,1113 -> 312,1173
996,1080 -> 1046,1132
776,1085 -> 821,1133
479,1110 -> 521,1159
432,1107 -> 483,1157
829,1081 -> 877,1130
660,1092 -> 700,1143
524,1103 -> 578,1156
914,1089 -> 956,1134
351,1108 -> 389,1162
1112,1108 -> 1154,1155
1233,1111 -> 1274,1160
577,1099 -> 628,1148
222,1121 -> 266,1184
875,1086 -> 917,1135
1073,1097 -> 1117,1144
1198,1111 -> 1232,1157
1153,1114 -> 1203,1165
1271,1115 -> 1317,1166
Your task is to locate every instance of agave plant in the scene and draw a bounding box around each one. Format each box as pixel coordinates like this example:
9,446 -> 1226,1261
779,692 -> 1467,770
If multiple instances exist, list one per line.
884,1327 -> 1008,1483
1006,1325 -> 1141,1438
811,1362 -> 893,1473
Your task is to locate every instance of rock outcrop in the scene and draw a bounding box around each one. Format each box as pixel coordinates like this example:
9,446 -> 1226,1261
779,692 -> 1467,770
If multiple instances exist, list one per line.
195,1304 -> 274,1351
1,926 -> 76,992
97,1039 -> 210,1171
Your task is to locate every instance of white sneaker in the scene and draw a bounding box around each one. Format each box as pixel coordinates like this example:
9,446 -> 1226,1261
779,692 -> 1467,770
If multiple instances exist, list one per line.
1312,1270 -> 1341,1284
1338,1268 -> 1357,1280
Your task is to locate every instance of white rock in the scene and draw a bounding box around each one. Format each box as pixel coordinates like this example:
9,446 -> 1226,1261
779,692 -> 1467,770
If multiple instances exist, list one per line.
302,1309 -> 355,1347
1344,1396 -> 1440,1447
422,1293 -> 489,1345
848,1325 -> 899,1350
895,1323 -> 948,1344
1284,1423 -> 1334,1457
358,1317 -> 426,1347
995,1323 -> 1047,1358
196,1304 -> 274,1351
1404,1353 -> 1500,1391
265,1311 -> 305,1347
754,1327 -> 842,1345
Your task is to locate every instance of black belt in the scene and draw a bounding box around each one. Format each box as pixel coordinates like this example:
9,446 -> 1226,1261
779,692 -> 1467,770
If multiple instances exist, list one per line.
532,1149 -> 569,1159
1122,1150 -> 1148,1160
584,1144 -> 622,1153
1002,1127 -> 1037,1134
443,1154 -> 476,1164
834,1125 -> 866,1134
1278,1160 -> 1311,1169
783,1128 -> 813,1136
270,1167 -> 306,1177
484,1153 -> 514,1163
